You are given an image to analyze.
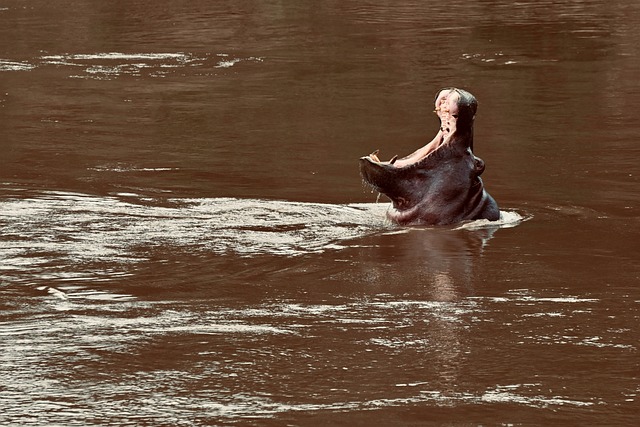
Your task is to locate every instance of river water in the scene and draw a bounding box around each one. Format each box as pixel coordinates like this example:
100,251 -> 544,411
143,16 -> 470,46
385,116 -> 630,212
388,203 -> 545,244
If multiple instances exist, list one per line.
1,0 -> 638,425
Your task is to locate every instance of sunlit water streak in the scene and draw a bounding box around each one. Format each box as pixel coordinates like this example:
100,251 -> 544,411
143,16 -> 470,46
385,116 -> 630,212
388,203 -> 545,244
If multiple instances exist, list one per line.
0,292 -> 626,426
1,52 -> 264,79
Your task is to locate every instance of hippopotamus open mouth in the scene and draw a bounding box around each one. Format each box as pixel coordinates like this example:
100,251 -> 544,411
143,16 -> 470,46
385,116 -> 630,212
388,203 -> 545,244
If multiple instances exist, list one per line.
359,88 -> 499,226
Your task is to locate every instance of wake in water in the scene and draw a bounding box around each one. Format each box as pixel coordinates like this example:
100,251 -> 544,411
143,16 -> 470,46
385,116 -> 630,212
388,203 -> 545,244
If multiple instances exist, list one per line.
0,189 -> 523,297
0,190 -> 381,300
0,191 -> 386,260
1,190 -> 523,258
0,190 -> 387,291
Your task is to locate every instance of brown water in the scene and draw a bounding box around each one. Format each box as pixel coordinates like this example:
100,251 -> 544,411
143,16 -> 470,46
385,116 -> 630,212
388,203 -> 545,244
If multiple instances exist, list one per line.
1,0 -> 638,425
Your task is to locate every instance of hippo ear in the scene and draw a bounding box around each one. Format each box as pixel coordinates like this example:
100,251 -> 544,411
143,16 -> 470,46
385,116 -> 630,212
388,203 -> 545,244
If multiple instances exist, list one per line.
473,156 -> 485,176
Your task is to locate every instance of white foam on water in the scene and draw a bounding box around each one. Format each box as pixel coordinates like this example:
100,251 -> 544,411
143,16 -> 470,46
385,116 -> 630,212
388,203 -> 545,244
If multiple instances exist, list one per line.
0,52 -> 265,79
454,210 -> 526,230
40,52 -> 190,61
0,60 -> 36,71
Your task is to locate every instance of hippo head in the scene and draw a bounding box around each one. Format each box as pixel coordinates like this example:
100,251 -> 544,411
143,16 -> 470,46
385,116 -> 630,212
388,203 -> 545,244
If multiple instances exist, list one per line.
359,88 -> 499,226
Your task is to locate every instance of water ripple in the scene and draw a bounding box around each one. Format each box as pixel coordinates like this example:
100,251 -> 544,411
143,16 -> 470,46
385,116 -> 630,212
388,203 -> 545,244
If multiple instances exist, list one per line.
0,52 -> 264,79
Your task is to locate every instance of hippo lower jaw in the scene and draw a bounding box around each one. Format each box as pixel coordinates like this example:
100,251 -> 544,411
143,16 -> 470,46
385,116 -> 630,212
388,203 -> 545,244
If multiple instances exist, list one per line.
360,149 -> 499,226
359,88 -> 500,226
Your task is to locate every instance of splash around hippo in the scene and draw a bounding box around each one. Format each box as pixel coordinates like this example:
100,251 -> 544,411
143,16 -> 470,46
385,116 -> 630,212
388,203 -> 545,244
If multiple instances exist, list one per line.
359,88 -> 499,226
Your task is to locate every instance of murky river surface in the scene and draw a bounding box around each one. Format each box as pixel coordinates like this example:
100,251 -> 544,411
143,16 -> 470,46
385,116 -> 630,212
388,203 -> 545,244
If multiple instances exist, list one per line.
1,0 -> 638,425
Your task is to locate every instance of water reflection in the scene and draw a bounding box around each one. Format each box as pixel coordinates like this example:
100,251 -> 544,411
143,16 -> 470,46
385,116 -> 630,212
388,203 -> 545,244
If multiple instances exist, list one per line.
348,225 -> 499,295
325,226 -> 505,394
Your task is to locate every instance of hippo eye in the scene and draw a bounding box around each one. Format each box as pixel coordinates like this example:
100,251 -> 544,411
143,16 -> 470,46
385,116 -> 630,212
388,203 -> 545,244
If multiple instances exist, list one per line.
452,114 -> 458,118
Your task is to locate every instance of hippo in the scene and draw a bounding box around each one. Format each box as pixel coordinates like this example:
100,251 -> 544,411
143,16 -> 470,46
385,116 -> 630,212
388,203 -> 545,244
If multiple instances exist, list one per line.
359,88 -> 499,226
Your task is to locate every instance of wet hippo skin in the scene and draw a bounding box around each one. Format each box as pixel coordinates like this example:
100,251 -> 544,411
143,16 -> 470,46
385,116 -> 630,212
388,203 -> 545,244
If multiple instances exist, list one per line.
359,88 -> 499,226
